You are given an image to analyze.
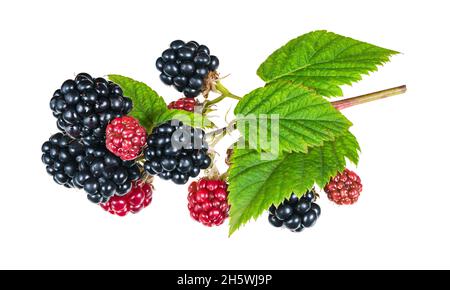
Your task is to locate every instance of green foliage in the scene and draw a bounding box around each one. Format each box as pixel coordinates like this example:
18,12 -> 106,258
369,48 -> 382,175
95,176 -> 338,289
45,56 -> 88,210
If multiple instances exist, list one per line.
228,131 -> 360,235
109,75 -> 211,129
154,109 -> 214,129
234,81 -> 352,153
257,30 -> 398,97
108,75 -> 167,129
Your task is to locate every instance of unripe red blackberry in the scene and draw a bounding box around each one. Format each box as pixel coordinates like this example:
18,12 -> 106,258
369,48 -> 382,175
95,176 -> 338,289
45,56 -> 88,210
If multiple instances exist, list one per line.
100,180 -> 153,216
106,116 -> 147,161
188,178 -> 230,227
168,97 -> 197,112
324,169 -> 362,205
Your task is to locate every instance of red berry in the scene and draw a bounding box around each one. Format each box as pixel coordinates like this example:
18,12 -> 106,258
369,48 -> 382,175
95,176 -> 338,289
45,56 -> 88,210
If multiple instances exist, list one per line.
168,98 -> 197,112
188,178 -> 230,227
324,169 -> 363,205
106,116 -> 147,160
100,181 -> 153,216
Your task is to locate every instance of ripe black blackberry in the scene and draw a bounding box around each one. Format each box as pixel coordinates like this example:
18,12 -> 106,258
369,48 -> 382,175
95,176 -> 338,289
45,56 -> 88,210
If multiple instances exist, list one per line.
73,144 -> 141,204
41,133 -> 85,188
41,133 -> 141,203
144,120 -> 211,185
268,191 -> 321,232
49,73 -> 133,146
156,40 -> 220,98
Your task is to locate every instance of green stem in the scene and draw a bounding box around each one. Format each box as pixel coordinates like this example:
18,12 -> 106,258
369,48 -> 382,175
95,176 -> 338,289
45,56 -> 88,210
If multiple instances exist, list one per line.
206,120 -> 237,140
202,81 -> 242,112
332,85 -> 407,110
203,94 -> 228,108
214,81 -> 242,100
205,85 -> 407,145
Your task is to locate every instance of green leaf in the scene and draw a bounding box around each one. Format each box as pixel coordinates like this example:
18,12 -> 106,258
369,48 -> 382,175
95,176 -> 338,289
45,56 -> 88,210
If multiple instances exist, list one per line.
228,131 -> 359,236
234,81 -> 352,153
108,74 -> 167,129
257,30 -> 399,97
154,109 -> 215,129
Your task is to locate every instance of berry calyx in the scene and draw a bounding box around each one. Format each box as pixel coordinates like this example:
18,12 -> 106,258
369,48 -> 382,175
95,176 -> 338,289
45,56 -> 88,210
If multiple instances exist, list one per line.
100,180 -> 153,216
156,40 -> 220,98
187,178 -> 230,227
324,169 -> 362,205
268,191 -> 321,232
168,97 -> 197,112
106,116 -> 147,160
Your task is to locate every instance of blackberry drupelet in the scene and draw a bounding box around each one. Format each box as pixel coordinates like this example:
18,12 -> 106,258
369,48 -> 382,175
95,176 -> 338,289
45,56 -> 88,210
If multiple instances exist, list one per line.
268,191 -> 321,232
156,40 -> 220,98
49,73 -> 133,146
41,133 -> 85,188
144,120 -> 211,185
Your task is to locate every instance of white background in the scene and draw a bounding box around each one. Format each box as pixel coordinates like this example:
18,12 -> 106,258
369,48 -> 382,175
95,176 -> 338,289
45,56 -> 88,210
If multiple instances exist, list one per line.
0,0 -> 449,270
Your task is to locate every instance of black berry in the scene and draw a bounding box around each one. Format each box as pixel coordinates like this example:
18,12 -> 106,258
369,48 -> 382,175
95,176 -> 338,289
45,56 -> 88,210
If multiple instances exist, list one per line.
73,144 -> 140,203
144,120 -> 211,185
41,133 -> 84,189
156,40 -> 219,98
268,191 -> 321,232
42,132 -> 140,204
50,73 -> 133,145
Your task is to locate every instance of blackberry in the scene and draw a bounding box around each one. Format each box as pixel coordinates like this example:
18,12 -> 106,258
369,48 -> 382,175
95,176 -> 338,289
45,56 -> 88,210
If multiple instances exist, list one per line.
42,133 -> 141,203
73,144 -> 141,203
268,191 -> 321,232
156,40 -> 220,98
41,133 -> 85,188
143,120 -> 211,185
50,73 -> 133,146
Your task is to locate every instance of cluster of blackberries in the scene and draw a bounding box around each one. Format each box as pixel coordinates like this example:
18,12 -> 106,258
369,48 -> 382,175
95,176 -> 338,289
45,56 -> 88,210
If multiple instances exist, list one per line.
156,40 -> 219,98
50,73 -> 133,146
41,133 -> 141,203
268,191 -> 321,232
144,120 -> 211,184
41,133 -> 84,188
